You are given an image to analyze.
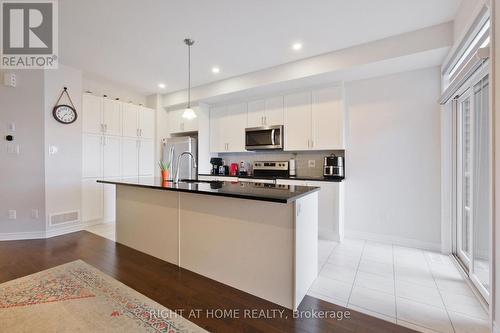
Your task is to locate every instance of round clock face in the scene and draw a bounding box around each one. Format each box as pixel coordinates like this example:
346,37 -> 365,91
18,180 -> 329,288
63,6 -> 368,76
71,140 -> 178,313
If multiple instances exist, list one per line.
53,104 -> 77,124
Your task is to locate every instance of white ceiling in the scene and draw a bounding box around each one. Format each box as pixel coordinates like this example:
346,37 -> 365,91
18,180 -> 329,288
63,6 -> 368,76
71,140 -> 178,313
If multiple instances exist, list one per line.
59,0 -> 461,95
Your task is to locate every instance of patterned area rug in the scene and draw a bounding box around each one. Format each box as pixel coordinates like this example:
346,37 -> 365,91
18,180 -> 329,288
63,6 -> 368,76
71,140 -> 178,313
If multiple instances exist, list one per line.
0,260 -> 207,332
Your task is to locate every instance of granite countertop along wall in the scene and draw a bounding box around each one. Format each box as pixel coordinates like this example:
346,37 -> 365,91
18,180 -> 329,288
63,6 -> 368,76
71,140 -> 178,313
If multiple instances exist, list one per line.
216,150 -> 344,178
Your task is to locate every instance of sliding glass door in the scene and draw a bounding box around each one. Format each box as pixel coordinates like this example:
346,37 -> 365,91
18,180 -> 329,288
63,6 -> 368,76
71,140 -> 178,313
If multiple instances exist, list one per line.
454,68 -> 490,301
456,93 -> 472,268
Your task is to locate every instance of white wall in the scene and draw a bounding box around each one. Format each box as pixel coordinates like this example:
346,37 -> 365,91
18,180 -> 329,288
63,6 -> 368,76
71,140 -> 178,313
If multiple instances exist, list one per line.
43,65 -> 83,232
1,66 -> 147,239
83,74 -> 146,105
344,67 -> 442,250
493,0 -> 499,329
0,70 -> 46,235
453,0 -> 488,43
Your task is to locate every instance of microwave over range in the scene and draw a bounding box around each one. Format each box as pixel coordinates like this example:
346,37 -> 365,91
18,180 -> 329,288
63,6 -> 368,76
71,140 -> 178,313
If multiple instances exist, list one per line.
245,125 -> 283,150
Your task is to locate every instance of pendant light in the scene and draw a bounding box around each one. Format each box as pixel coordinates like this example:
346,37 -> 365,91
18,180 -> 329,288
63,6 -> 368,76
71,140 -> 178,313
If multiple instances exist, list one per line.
182,38 -> 197,120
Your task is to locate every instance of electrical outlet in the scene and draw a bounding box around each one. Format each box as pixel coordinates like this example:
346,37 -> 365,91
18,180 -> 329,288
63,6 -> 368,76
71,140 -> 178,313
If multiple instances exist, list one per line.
8,210 -> 16,220
3,73 -> 16,87
308,160 -> 316,168
31,209 -> 39,219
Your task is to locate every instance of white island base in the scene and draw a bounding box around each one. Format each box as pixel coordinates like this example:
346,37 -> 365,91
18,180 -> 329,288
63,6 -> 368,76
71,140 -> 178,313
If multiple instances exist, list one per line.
115,185 -> 318,310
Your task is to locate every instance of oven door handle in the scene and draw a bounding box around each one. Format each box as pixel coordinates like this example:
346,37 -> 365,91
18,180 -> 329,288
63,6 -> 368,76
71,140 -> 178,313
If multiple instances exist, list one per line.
271,129 -> 275,146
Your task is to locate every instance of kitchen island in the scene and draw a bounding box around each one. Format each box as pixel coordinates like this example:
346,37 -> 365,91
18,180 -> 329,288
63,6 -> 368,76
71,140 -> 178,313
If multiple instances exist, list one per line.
97,178 -> 319,310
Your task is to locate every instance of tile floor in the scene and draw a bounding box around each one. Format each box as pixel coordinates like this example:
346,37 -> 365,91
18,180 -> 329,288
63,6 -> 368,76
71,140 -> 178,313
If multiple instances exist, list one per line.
85,222 -> 115,241
309,239 -> 490,333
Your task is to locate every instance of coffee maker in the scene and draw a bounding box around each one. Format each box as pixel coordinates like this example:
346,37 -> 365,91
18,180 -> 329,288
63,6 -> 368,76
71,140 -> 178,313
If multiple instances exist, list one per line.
210,158 -> 223,175
323,154 -> 344,178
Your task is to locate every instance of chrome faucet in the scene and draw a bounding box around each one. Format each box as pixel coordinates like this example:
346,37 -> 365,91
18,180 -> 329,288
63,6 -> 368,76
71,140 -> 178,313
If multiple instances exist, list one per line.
174,152 -> 198,183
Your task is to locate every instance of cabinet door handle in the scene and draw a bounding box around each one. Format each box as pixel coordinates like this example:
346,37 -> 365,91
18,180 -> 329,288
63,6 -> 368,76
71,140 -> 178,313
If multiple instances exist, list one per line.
264,116 -> 267,125
140,129 -> 143,137
100,124 -> 104,132
181,123 -> 184,131
310,140 -> 314,148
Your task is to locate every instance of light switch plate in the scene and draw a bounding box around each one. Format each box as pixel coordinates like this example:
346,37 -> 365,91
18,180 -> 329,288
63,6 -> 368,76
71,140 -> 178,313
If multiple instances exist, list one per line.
308,160 -> 316,168
6,144 -> 19,154
8,210 -> 16,220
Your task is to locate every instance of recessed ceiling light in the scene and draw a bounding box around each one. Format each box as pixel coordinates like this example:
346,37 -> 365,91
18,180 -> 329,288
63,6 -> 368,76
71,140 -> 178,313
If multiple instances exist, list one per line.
212,67 -> 220,74
292,42 -> 302,51
157,83 -> 166,89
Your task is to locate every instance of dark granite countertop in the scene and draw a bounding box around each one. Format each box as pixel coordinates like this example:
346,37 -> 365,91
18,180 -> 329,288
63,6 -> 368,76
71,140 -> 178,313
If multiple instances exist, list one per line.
97,177 -> 319,204
198,173 -> 344,183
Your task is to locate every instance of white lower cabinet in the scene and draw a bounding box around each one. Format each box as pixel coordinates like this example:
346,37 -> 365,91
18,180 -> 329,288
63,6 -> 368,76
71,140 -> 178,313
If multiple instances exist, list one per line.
83,134 -> 103,178
138,139 -> 154,176
121,138 -> 139,177
276,179 -> 342,241
102,136 -> 121,178
102,183 -> 116,223
82,178 -> 103,222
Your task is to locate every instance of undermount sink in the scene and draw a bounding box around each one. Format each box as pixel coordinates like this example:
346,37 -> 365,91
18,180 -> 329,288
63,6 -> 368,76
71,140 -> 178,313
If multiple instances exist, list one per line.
178,179 -> 220,184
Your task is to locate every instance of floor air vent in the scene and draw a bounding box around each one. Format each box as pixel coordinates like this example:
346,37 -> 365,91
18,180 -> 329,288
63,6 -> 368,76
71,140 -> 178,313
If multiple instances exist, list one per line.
49,211 -> 80,226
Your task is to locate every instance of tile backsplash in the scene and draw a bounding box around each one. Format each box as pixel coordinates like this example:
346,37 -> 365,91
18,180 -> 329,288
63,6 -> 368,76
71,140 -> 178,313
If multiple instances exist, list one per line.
217,150 -> 344,177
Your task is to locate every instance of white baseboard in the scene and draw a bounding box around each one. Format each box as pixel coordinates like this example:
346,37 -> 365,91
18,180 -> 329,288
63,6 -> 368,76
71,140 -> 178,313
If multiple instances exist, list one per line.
493,321 -> 499,333
0,231 -> 46,241
344,229 -> 441,252
0,219 -> 105,241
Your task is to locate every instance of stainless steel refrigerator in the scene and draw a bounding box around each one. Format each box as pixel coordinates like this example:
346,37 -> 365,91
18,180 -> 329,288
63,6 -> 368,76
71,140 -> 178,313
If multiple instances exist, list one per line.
162,136 -> 197,180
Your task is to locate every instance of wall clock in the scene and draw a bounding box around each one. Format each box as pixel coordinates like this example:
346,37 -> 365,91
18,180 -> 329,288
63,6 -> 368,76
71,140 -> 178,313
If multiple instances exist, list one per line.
53,87 -> 78,124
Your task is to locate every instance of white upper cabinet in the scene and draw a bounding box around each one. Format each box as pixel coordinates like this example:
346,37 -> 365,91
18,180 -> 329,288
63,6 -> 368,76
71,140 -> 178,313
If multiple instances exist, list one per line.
82,94 -> 103,134
123,104 -> 155,139
247,96 -> 284,127
247,99 -> 266,127
122,103 -> 139,138
169,107 -> 199,134
102,98 -> 122,136
226,103 -> 247,152
312,86 -> 343,150
284,91 -> 312,151
264,96 -> 284,126
284,86 -> 344,151
210,103 -> 246,153
139,107 -> 155,139
210,105 -> 228,153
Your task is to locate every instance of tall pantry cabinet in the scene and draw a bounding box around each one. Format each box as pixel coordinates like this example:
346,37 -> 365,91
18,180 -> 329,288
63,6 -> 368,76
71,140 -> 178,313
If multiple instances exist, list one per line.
81,93 -> 155,224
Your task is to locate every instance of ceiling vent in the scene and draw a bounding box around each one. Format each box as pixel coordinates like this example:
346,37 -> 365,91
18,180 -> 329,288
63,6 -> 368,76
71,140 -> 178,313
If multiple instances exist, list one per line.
49,211 -> 80,226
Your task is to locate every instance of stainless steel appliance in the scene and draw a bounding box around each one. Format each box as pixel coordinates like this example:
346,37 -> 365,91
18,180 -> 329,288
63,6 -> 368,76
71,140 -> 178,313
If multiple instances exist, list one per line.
253,161 -> 289,178
162,136 -> 197,180
245,125 -> 283,150
323,154 -> 344,178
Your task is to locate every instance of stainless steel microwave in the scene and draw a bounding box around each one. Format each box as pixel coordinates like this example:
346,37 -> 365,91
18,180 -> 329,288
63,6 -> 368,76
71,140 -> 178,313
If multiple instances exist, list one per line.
245,125 -> 283,150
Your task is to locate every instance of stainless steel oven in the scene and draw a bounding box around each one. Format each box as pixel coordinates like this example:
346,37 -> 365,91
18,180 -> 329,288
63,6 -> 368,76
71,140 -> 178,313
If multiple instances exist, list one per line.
245,125 -> 283,150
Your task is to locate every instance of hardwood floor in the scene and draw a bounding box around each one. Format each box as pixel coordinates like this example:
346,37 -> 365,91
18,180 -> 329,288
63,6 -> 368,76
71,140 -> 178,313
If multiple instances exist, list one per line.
0,231 -> 416,333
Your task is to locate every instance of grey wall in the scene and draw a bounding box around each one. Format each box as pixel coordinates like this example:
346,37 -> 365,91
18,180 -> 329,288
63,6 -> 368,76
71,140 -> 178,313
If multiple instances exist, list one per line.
44,65 -> 83,230
344,67 -> 442,249
0,70 -> 46,234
